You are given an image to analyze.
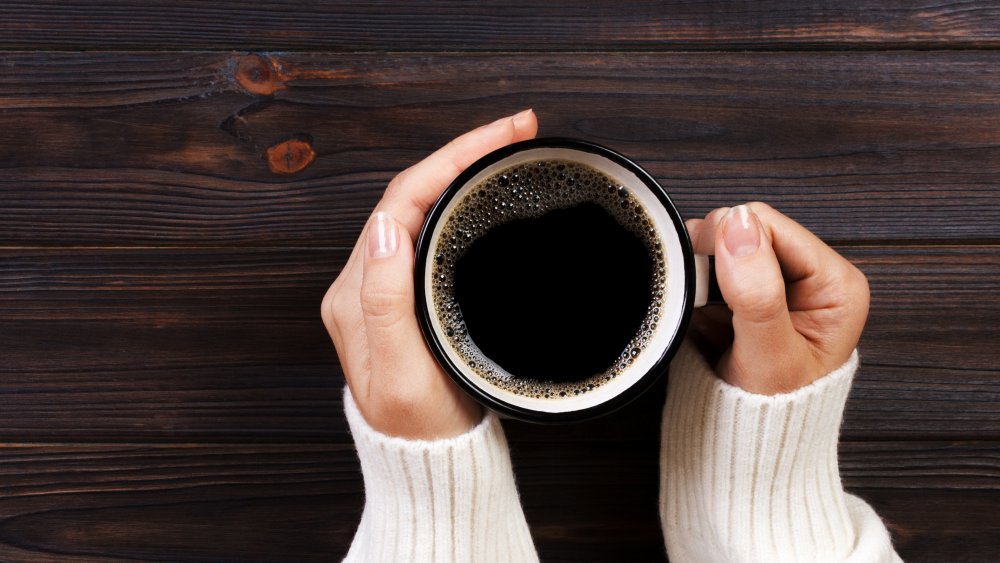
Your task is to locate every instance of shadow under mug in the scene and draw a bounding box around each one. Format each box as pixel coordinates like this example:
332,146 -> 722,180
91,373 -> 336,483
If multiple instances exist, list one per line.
415,138 -> 721,423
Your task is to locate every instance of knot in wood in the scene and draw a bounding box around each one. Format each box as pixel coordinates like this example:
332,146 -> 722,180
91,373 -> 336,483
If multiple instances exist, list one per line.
235,54 -> 283,96
266,139 -> 316,175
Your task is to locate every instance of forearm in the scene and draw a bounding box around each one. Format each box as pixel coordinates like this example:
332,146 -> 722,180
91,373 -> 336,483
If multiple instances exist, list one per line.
660,341 -> 901,563
343,387 -> 538,563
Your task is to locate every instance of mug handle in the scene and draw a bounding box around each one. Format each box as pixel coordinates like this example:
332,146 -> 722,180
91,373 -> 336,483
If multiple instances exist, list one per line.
693,255 -> 725,308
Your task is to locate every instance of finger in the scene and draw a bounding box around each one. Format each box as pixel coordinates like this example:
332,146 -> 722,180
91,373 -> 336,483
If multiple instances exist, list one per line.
379,109 -> 538,239
339,109 -> 538,290
701,202 -> 856,314
359,211 -> 435,387
745,202 -> 869,359
685,218 -> 703,250
714,204 -> 807,393
322,233 -> 368,344
745,202 -> 852,294
330,109 -> 539,336
689,206 -> 731,256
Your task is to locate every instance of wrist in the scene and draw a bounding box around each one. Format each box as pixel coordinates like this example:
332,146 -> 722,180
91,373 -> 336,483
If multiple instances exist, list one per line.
354,378 -> 484,440
718,342 -> 856,395
343,386 -> 536,562
661,341 -> 860,562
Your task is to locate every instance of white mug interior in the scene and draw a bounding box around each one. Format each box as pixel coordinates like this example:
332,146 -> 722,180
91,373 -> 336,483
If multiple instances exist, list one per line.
424,147 -> 689,414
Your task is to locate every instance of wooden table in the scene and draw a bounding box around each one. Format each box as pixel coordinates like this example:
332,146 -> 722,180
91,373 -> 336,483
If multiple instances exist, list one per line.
1,2 -> 998,561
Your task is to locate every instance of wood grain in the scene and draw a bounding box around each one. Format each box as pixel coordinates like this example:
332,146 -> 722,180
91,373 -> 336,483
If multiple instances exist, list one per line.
0,443 -> 994,562
0,12 -> 997,557
511,439 -> 1000,561
0,246 -> 995,442
0,248 -> 346,442
860,488 -> 1000,562
0,1 -> 998,51
1,52 -> 998,246
0,444 -> 354,562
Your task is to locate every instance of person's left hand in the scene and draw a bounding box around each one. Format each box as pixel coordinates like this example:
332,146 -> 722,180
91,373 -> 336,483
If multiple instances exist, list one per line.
685,203 -> 870,395
321,110 -> 538,439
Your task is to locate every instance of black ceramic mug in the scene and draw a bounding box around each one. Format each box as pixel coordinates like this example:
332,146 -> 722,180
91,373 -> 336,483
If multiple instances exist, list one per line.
415,138 -> 720,423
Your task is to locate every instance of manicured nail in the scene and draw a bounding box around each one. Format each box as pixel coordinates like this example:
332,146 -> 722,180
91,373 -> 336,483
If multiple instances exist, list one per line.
368,212 -> 399,259
512,108 -> 534,129
722,205 -> 760,258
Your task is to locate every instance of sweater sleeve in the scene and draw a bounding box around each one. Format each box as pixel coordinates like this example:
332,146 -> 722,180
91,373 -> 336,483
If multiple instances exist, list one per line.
342,387 -> 538,563
660,341 -> 902,563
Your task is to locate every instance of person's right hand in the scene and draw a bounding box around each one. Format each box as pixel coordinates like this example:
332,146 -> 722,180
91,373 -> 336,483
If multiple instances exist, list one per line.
686,203 -> 870,395
321,110 -> 538,440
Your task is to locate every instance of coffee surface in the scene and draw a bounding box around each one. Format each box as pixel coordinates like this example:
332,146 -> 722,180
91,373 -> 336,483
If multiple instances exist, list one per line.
455,202 -> 651,382
431,159 -> 665,399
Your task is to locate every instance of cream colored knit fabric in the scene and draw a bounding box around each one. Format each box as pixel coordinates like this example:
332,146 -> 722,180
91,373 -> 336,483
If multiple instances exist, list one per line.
343,390 -> 538,563
344,343 -> 900,562
661,342 -> 901,563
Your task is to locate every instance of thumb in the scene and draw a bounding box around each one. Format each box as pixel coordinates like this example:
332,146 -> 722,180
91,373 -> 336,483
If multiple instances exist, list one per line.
714,205 -> 804,393
360,211 -> 429,384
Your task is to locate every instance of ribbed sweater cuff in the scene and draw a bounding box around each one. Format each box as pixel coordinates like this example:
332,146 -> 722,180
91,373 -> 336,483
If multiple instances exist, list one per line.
661,341 -> 864,563
343,387 -> 538,563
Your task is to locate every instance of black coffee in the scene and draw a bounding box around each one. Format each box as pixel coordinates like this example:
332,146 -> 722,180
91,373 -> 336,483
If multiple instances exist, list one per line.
455,202 -> 651,381
431,159 -> 666,399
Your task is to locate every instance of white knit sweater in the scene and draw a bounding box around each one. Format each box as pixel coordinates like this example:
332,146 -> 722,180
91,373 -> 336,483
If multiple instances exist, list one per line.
343,342 -> 901,562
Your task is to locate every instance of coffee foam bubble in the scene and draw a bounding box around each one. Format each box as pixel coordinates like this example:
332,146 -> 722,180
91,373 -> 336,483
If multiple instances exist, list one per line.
432,159 -> 666,400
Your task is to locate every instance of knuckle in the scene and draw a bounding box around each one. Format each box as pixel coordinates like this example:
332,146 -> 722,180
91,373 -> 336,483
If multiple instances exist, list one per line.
848,265 -> 871,312
385,168 -> 410,198
321,283 -> 341,327
359,282 -> 407,325
438,157 -> 463,183
832,260 -> 869,300
745,297 -> 787,326
854,265 -> 871,294
746,201 -> 775,214
705,206 -> 730,223
732,284 -> 787,325
320,293 -> 335,327
331,289 -> 353,322
324,282 -> 361,330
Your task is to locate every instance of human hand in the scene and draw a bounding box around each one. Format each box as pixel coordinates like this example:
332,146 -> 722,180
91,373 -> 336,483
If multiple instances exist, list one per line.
321,110 -> 538,439
686,203 -> 870,395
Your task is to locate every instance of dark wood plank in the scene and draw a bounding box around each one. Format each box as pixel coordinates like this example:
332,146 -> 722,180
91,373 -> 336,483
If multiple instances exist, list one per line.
0,1 -> 998,51
840,441 -> 1000,490
0,246 -> 996,442
858,488 -> 1000,563
0,442 -> 994,561
1,7 -> 994,562
510,440 -> 1000,561
2,52 -> 998,246
0,248 -> 347,443
843,246 -> 1000,439
0,444 -> 355,562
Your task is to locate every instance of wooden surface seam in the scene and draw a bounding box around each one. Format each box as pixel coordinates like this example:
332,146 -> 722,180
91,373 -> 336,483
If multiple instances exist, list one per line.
1,5 -> 998,560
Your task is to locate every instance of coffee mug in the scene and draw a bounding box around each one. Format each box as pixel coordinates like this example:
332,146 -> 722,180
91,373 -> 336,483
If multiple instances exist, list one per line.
415,138 -> 721,423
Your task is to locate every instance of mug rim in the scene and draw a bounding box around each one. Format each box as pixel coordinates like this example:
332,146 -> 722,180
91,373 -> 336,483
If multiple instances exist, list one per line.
413,137 -> 695,423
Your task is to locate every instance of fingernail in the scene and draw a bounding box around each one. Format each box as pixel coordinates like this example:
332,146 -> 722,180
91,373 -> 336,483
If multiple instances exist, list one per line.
722,205 -> 760,258
367,211 -> 399,259
512,108 -> 534,128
